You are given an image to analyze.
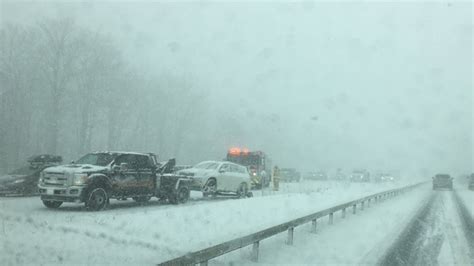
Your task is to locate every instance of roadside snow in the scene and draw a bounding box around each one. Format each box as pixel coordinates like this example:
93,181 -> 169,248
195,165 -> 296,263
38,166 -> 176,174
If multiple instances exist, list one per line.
0,180 -> 418,265
213,184 -> 431,265
455,179 -> 474,217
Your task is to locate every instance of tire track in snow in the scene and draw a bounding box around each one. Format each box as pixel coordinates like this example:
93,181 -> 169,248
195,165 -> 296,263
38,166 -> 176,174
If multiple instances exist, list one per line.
377,193 -> 439,265
0,211 -> 176,255
452,190 -> 474,258
378,191 -> 473,265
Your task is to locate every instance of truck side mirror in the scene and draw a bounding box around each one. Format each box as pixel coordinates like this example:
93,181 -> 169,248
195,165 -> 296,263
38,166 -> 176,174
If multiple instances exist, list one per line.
112,165 -> 121,173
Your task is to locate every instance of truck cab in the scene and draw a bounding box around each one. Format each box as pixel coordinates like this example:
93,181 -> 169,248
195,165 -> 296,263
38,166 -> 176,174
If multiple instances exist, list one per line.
38,151 -> 190,210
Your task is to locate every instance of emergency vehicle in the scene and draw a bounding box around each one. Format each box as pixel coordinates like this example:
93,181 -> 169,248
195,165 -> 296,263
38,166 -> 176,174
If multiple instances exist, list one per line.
225,147 -> 272,189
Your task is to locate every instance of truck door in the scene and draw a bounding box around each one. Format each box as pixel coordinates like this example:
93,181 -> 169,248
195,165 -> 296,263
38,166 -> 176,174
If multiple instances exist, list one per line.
137,155 -> 155,194
111,154 -> 139,196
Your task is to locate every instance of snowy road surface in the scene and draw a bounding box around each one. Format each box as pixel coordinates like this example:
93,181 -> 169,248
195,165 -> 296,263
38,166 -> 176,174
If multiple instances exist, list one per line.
379,190 -> 473,265
1,180 -> 471,265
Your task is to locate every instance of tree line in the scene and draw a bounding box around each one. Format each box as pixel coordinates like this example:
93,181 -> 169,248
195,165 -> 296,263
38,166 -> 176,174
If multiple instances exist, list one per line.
0,18 -> 214,172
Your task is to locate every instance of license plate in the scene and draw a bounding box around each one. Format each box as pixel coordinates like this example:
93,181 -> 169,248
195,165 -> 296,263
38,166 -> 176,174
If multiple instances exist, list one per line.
47,189 -> 54,195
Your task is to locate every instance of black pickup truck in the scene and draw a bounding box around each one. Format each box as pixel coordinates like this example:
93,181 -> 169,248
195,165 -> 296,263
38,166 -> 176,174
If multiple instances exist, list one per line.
38,151 -> 192,210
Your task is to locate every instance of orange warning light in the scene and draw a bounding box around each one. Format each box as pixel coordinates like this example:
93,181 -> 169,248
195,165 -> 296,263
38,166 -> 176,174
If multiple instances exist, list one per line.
228,147 -> 241,155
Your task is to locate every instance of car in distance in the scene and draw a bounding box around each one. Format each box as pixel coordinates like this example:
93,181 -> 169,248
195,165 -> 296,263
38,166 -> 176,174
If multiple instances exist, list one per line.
374,173 -> 395,182
332,170 -> 346,181
468,174 -> 474,190
350,169 -> 370,182
178,161 -> 252,198
280,168 -> 301,182
432,174 -> 453,190
304,171 -> 328,181
0,154 -> 62,196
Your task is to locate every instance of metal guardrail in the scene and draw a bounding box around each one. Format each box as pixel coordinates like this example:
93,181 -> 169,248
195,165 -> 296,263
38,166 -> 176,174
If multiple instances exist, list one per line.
159,182 -> 426,266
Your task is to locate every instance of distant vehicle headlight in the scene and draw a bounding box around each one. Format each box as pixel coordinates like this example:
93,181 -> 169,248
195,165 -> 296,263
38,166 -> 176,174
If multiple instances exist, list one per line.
73,174 -> 89,185
12,179 -> 25,184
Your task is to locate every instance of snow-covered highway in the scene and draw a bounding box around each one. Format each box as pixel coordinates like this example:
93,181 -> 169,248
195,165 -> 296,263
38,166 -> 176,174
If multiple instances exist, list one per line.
1,180 -> 472,265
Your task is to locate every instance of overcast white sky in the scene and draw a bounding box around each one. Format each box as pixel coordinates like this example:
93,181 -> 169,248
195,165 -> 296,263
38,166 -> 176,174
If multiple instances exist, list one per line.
1,0 -> 472,175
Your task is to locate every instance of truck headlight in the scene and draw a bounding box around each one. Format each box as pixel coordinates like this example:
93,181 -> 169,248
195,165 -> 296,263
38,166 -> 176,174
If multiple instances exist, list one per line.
39,172 -> 44,184
73,174 -> 89,185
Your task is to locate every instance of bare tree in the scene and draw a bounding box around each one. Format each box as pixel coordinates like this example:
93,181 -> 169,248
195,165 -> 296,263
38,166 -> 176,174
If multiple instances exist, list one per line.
74,30 -> 123,153
35,18 -> 80,154
0,24 -> 40,170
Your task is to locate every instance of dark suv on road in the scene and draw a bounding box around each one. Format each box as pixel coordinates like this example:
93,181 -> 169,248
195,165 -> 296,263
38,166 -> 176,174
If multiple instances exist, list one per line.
468,174 -> 474,191
432,174 -> 453,190
0,154 -> 62,196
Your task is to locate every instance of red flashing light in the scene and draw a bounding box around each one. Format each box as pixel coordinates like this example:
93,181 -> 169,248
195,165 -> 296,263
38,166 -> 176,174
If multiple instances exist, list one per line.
228,147 -> 241,155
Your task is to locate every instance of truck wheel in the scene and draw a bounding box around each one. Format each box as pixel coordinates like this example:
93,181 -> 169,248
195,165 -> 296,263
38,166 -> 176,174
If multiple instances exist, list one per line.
170,187 -> 190,204
237,183 -> 248,198
86,187 -> 108,211
42,200 -> 62,209
133,196 -> 151,203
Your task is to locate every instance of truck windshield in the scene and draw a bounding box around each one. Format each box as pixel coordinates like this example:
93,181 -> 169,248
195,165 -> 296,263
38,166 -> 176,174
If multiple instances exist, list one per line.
76,153 -> 115,166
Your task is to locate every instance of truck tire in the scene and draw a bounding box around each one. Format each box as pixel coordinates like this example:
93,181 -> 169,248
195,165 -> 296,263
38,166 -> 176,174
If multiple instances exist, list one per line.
169,187 -> 190,204
42,200 -> 62,209
86,187 -> 108,211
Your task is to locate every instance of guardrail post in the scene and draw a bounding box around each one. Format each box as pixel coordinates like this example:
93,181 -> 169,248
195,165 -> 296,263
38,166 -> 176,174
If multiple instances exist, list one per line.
367,198 -> 371,207
328,213 -> 334,225
342,208 -> 346,218
200,261 -> 208,266
251,241 -> 259,262
353,204 -> 356,214
311,219 -> 317,233
286,227 -> 294,245
361,201 -> 364,210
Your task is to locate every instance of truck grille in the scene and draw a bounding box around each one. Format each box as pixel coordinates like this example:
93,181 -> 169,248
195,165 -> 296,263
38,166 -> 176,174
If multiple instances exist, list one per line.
43,172 -> 69,187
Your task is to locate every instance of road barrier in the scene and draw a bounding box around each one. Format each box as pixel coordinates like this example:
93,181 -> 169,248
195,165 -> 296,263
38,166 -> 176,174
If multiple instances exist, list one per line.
159,182 -> 426,266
